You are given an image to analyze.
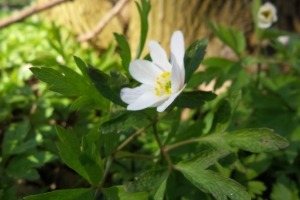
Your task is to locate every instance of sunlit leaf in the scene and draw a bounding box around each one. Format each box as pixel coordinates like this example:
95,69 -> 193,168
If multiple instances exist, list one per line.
24,188 -> 94,200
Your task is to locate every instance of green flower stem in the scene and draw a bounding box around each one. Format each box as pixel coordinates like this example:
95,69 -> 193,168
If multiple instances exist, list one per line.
256,29 -> 264,87
152,123 -> 174,170
113,110 -> 171,153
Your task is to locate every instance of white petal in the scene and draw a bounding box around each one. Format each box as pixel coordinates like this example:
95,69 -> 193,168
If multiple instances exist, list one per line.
171,31 -> 185,69
258,21 -> 271,29
157,84 -> 186,112
127,91 -> 168,111
148,40 -> 172,71
171,53 -> 182,93
120,84 -> 153,104
130,60 -> 163,85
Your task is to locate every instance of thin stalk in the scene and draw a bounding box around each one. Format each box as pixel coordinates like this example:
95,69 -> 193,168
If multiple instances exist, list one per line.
164,138 -> 202,152
152,123 -> 174,170
165,134 -> 220,152
113,110 -> 171,153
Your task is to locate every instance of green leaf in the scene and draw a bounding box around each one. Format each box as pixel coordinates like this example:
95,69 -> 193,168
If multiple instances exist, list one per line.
176,150 -> 230,170
152,178 -> 167,200
202,57 -> 237,69
1,187 -> 15,200
184,38 -> 208,82
205,19 -> 246,57
176,91 -> 217,108
78,136 -> 104,186
30,55 -> 59,67
114,33 -> 131,74
123,168 -> 169,193
24,188 -> 94,200
55,126 -> 103,186
271,175 -> 299,200
103,186 -> 149,200
6,151 -> 58,180
74,55 -> 89,78
87,67 -> 128,106
224,128 -> 289,153
235,153 -> 271,181
99,112 -> 147,134
209,90 -> 242,134
104,132 -> 119,156
135,0 -> 151,59
86,116 -> 110,143
30,65 -> 85,96
247,181 -> 267,198
2,120 -> 36,156
30,62 -> 109,110
176,150 -> 250,200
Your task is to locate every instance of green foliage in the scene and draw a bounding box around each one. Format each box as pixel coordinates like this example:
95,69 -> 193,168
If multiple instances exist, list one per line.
176,91 -> 217,108
99,112 -> 147,134
103,186 -> 149,200
6,151 -> 58,180
224,128 -> 289,153
1,0 -> 297,199
87,67 -> 128,107
135,0 -> 151,59
56,126 -> 103,186
184,38 -> 208,82
24,188 -> 95,200
114,33 -> 131,75
123,168 -> 168,195
30,57 -> 109,111
205,19 -> 246,57
176,150 -> 251,200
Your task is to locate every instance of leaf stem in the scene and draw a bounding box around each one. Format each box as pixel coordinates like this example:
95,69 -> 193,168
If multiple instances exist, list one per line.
164,134 -> 219,152
113,110 -> 171,153
164,138 -> 202,152
152,123 -> 174,170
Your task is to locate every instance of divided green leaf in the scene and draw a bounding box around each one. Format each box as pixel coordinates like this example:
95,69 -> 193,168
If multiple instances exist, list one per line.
176,150 -> 250,200
55,126 -> 103,186
30,57 -> 109,110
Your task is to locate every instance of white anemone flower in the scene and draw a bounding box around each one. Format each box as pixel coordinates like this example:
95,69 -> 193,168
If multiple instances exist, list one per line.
120,30 -> 186,112
258,2 -> 277,29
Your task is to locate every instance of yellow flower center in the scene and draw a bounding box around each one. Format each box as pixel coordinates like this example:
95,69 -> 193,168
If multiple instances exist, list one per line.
262,10 -> 271,20
154,71 -> 172,97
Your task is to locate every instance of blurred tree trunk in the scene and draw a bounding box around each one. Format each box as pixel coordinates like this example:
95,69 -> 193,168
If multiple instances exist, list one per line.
36,0 -> 299,58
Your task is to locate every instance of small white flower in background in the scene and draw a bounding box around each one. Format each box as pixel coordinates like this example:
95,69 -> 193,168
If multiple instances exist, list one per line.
277,35 -> 290,45
258,2 -> 277,29
120,30 -> 186,112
